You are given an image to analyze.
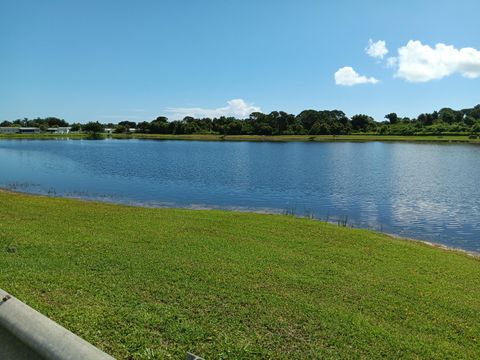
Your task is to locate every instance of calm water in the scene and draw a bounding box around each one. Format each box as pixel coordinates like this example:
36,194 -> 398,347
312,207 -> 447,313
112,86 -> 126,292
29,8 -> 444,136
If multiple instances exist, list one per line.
1,139 -> 479,252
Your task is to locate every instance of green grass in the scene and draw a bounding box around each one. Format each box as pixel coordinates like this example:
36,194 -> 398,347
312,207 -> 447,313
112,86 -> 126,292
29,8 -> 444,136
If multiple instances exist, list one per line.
0,133 -> 88,140
111,133 -> 480,143
1,132 -> 480,143
0,191 -> 479,359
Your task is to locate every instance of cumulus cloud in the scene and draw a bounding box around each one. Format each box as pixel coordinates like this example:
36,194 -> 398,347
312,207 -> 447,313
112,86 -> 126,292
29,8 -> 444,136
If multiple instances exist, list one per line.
334,66 -> 379,86
166,99 -> 261,119
391,40 -> 480,82
365,39 -> 388,59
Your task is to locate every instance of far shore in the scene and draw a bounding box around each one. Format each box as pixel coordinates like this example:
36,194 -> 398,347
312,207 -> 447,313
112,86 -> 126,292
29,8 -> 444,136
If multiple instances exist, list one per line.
1,132 -> 480,144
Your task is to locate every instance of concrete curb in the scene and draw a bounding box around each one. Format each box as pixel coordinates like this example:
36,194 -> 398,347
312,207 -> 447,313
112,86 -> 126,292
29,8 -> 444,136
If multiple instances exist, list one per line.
0,288 -> 115,360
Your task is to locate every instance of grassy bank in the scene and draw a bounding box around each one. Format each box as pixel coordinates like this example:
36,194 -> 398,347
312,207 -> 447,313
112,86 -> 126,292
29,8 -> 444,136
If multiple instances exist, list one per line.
114,133 -> 480,143
0,191 -> 479,359
0,133 -> 87,140
1,132 -> 480,143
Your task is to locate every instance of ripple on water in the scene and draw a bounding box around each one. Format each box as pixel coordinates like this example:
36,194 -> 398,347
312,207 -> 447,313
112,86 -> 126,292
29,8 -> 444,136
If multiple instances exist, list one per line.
1,140 -> 480,252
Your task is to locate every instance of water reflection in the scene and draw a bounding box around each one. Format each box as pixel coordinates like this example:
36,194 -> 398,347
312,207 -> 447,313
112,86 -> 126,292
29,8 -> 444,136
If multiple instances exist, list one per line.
0,139 -> 479,252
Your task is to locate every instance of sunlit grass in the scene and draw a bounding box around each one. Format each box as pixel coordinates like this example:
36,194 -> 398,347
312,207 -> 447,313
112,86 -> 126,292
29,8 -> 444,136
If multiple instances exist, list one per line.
1,133 -> 480,143
0,191 -> 479,359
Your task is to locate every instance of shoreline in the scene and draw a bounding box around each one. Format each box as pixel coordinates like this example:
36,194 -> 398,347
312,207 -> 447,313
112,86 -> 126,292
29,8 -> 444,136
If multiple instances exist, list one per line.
2,187 -> 478,258
1,133 -> 480,144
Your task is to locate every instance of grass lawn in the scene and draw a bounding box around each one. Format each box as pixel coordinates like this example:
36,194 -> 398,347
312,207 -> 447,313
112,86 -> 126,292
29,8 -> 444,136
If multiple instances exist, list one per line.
1,133 -> 480,144
118,133 -> 480,144
0,191 -> 479,359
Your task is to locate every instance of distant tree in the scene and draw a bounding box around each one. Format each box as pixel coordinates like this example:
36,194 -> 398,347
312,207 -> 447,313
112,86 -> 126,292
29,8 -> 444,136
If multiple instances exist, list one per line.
464,116 -> 476,126
385,113 -> 399,124
471,121 -> 480,134
438,108 -> 460,124
149,117 -> 170,134
296,110 -> 321,131
118,121 -> 136,129
286,123 -> 305,135
470,105 -> 480,120
247,112 -> 274,135
417,112 -> 438,126
70,123 -> 82,132
45,117 -> 68,127
83,121 -> 104,134
136,121 -> 152,133
428,122 -> 448,135
241,122 -> 253,134
351,114 -> 374,132
309,121 -> 330,135
5,103 -> 480,137
225,121 -> 243,135
114,125 -> 129,133
267,111 -> 295,135
254,124 -> 274,135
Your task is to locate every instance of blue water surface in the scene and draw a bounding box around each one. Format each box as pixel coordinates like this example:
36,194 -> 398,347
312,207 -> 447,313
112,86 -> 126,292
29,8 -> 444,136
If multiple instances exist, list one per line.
1,139 -> 479,252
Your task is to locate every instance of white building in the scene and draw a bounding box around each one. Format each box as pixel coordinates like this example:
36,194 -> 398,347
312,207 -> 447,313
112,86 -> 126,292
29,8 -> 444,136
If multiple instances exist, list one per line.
0,127 -> 20,134
47,127 -> 72,134
19,127 -> 40,134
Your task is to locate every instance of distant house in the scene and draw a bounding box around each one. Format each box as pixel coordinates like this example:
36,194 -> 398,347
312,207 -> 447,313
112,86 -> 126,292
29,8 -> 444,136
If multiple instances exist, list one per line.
103,128 -> 136,134
46,127 -> 72,134
0,127 -> 20,134
19,127 -> 40,134
1,127 -> 42,134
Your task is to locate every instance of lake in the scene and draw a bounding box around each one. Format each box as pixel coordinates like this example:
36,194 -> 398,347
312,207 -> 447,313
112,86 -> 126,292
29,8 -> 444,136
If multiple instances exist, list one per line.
0,139 -> 479,252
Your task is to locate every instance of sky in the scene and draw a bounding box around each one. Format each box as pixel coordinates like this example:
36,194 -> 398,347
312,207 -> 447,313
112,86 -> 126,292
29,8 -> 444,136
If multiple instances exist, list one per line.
1,0 -> 479,123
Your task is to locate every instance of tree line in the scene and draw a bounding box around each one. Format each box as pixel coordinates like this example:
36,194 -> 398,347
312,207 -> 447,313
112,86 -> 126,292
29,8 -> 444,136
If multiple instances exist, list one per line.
2,105 -> 480,136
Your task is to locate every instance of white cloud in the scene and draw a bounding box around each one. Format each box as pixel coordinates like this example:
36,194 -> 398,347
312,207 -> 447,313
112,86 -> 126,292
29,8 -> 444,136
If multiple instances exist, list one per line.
166,99 -> 261,119
391,40 -> 480,82
386,57 -> 398,68
365,39 -> 388,59
334,66 -> 379,86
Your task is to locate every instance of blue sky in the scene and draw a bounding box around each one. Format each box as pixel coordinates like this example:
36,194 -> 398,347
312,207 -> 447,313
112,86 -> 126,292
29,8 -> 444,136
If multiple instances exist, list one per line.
1,0 -> 479,123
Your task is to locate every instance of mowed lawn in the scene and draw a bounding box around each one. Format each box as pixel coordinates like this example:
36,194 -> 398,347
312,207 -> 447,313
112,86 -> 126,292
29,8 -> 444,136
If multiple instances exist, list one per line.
0,191 -> 479,359
2,133 -> 480,144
